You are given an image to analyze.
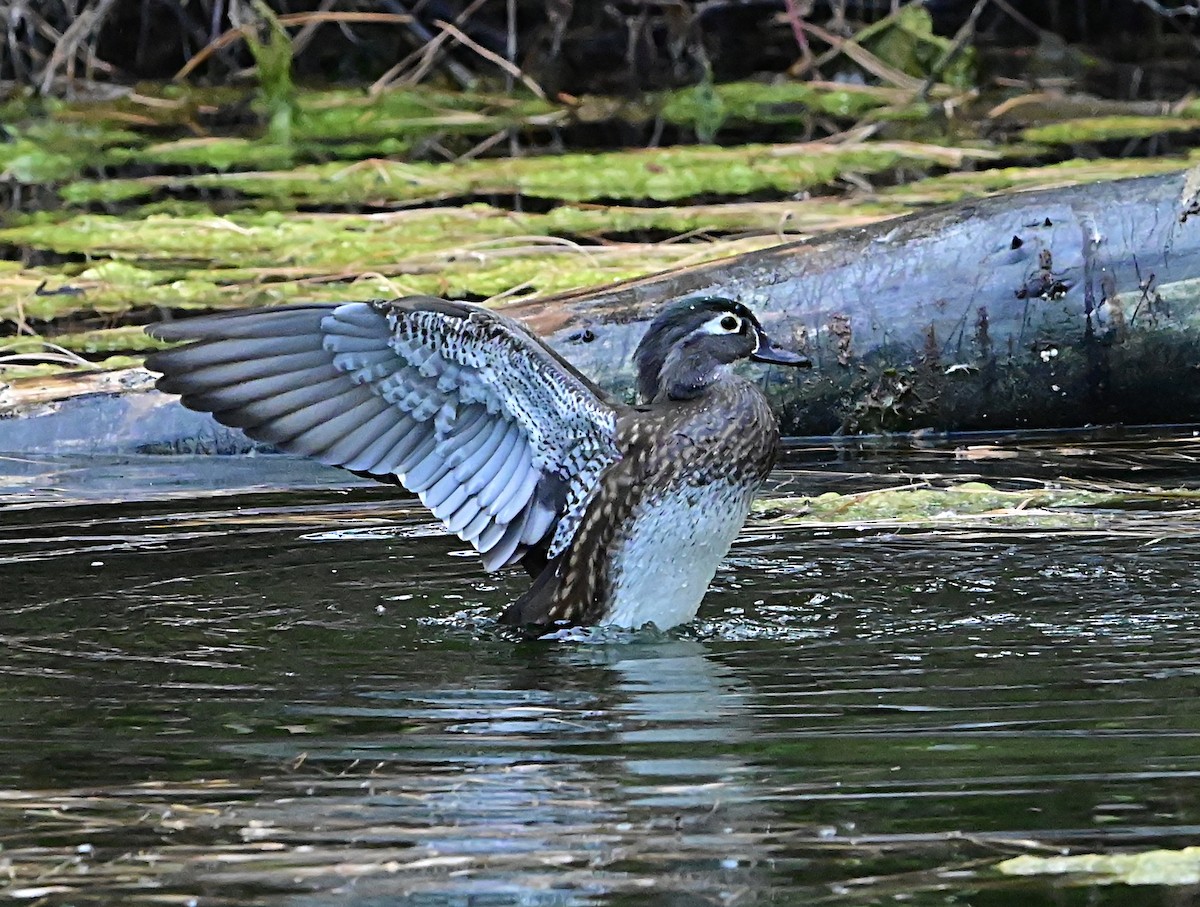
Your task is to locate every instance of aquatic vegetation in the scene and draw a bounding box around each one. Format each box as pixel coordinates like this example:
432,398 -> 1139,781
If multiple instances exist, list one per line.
58,140 -> 994,207
1,65 -> 1197,387
0,190 -> 901,354
1022,116 -> 1200,146
880,153 -> 1200,205
999,847 -> 1200,886
858,3 -> 977,89
0,121 -> 141,183
0,204 -> 787,338
754,481 -> 1120,530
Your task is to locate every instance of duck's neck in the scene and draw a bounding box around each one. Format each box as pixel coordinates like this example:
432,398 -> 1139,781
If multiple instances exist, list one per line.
642,346 -> 727,403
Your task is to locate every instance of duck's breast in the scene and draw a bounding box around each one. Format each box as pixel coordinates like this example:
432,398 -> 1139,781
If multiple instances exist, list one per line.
603,477 -> 757,629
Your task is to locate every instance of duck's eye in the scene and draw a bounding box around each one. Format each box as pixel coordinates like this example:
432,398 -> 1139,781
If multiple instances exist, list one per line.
720,315 -> 740,332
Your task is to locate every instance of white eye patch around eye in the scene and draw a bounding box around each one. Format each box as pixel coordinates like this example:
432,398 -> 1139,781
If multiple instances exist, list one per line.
699,314 -> 743,335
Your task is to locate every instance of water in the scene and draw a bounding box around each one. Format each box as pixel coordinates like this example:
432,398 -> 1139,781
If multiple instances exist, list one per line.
3,438 -> 1200,905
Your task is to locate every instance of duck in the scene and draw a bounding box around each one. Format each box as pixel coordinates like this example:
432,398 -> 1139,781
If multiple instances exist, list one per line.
145,295 -> 810,630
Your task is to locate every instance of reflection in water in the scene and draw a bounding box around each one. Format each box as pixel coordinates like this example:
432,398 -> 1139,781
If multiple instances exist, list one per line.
221,638 -> 777,905
1,451 -> 1200,904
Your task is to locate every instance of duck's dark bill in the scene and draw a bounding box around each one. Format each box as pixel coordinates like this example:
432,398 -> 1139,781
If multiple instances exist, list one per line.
752,336 -> 812,367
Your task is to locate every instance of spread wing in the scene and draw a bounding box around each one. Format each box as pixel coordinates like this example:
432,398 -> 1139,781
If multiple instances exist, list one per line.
145,298 -> 621,572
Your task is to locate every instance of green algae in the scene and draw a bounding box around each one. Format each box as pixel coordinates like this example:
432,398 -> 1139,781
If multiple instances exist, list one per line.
242,0 -> 298,147
1,328 -> 165,356
4,72 -> 1199,392
0,354 -> 142,381
9,79 -> 899,186
0,85 -> 553,184
0,207 -> 748,267
998,847 -> 1200,886
1022,116 -> 1200,145
109,136 -> 298,172
0,198 -> 899,276
0,190 -> 902,345
108,90 -> 562,171
294,88 -> 559,143
754,481 -> 1119,529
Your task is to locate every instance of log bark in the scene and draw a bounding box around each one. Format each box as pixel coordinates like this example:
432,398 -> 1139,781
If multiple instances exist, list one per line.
512,166 -> 1200,436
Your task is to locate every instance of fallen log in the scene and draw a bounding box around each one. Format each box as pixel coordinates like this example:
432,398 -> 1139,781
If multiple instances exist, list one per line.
1,167 -> 1198,454
511,166 -> 1200,435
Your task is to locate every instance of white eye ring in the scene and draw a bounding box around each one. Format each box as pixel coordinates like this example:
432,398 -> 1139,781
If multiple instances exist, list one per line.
700,313 -> 744,335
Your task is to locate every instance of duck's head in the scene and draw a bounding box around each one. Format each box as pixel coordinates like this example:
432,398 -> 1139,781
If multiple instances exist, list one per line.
633,296 -> 810,402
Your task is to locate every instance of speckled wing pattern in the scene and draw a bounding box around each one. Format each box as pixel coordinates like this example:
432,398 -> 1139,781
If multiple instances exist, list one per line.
146,298 -> 620,572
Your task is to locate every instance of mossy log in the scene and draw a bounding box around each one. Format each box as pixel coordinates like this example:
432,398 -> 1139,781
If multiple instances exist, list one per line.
1,168 -> 1198,454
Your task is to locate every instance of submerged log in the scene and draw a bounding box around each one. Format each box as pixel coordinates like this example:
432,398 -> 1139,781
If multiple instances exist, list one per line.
1,167 -> 1198,454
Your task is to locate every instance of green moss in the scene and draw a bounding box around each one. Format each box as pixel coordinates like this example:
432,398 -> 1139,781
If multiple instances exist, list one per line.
110,136 -> 298,171
882,153 -> 1200,205
60,141 -> 968,207
243,0 -> 297,146
660,80 -> 886,133
78,260 -> 160,287
0,205 -> 780,333
0,354 -> 143,380
3,192 -> 896,314
60,179 -> 156,205
1022,116 -> 1200,145
0,122 -> 144,183
862,5 -> 977,89
294,88 -> 557,143
0,328 -> 166,355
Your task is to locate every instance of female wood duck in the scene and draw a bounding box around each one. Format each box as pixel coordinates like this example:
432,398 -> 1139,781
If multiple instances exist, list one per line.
146,296 -> 810,630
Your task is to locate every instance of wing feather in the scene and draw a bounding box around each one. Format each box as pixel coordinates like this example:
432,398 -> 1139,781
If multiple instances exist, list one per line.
446,496 -> 483,535
396,432 -> 439,482
358,417 -> 423,475
493,451 -> 538,525
158,350 -> 331,391
425,470 -> 469,516
288,396 -> 392,460
314,404 -> 402,466
152,335 -> 326,371
459,507 -> 492,542
478,435 -> 527,512
469,421 -> 521,498
186,366 -> 341,412
213,375 -> 349,428
454,419 -> 510,482
146,297 -> 621,572
244,385 -> 373,445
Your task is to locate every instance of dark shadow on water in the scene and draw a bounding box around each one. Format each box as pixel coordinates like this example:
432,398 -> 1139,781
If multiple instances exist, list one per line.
2,442 -> 1200,904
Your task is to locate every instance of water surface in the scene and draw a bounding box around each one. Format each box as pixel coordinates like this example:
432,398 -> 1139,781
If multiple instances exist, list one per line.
2,437 -> 1200,905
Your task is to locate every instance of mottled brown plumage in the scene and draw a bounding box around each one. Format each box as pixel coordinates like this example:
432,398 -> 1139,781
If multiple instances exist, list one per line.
503,377 -> 780,627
